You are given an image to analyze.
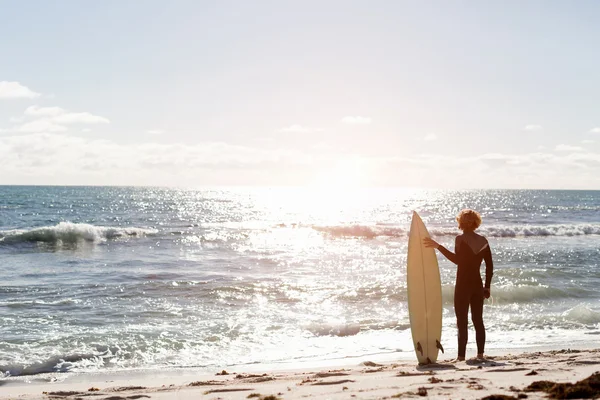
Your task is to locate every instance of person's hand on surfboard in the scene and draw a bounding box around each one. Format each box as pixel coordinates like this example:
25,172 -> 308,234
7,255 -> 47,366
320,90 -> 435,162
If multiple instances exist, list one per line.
483,288 -> 491,299
422,237 -> 439,249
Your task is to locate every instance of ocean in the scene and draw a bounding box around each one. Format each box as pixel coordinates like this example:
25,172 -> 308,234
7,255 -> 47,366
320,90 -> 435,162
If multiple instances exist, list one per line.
1,186 -> 599,378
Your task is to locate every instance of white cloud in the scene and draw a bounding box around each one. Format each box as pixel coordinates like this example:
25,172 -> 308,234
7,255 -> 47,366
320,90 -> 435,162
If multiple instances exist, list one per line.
590,127 -> 600,134
423,133 -> 437,142
582,139 -> 595,144
4,133 -> 600,188
52,112 -> 109,124
524,124 -> 543,131
81,128 -> 92,133
0,81 -> 41,99
147,129 -> 165,135
3,105 -> 110,133
0,133 -> 316,186
25,105 -> 66,117
17,120 -> 68,132
24,105 -> 109,124
555,144 -> 584,152
341,116 -> 372,125
367,150 -> 600,188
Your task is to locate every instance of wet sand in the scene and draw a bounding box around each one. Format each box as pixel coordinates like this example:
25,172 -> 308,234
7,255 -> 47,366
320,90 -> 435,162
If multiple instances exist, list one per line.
2,349 -> 600,399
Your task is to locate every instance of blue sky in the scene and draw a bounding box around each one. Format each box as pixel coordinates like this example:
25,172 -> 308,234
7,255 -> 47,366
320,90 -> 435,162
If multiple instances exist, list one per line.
1,1 -> 599,188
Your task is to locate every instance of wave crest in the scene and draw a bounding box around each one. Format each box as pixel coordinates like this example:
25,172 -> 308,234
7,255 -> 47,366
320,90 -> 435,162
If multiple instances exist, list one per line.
312,225 -> 405,238
487,285 -> 568,304
305,322 -> 361,337
562,305 -> 600,324
0,222 -> 157,245
312,223 -> 600,238
1,352 -> 106,377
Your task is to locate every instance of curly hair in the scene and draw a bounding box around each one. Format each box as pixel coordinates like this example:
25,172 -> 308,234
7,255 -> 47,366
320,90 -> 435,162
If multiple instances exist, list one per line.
456,209 -> 482,231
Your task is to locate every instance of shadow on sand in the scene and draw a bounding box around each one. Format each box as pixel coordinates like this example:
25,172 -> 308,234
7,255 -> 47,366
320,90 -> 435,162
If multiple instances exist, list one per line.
465,359 -> 509,368
416,362 -> 457,371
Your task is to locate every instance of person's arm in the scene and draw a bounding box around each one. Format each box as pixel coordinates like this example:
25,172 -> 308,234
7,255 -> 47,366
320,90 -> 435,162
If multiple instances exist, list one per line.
438,236 -> 459,265
482,243 -> 493,299
424,236 -> 459,265
483,245 -> 493,288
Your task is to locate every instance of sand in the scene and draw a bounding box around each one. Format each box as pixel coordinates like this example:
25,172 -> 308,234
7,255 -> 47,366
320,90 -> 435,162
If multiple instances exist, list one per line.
2,349 -> 600,399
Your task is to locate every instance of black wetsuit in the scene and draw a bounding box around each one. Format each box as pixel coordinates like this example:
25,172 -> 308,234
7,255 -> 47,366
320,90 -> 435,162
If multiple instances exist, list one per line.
438,235 -> 493,358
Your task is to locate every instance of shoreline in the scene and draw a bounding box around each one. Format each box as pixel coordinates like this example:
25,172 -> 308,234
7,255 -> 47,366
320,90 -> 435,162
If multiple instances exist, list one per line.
3,347 -> 600,399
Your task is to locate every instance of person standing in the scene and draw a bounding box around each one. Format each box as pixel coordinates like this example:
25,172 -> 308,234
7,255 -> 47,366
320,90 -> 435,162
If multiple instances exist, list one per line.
423,209 -> 493,361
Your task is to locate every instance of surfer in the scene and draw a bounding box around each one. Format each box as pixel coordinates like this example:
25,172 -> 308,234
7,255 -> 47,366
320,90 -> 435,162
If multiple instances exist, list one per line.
423,209 -> 493,361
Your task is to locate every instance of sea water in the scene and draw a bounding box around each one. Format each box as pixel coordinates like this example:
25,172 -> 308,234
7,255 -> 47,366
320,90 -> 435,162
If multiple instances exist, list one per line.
1,186 -> 599,377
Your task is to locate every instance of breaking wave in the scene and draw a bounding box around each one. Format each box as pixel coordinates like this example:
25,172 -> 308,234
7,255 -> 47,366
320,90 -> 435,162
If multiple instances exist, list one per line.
480,224 -> 600,237
0,222 -> 157,245
312,223 -> 600,238
306,322 -> 362,337
562,305 -> 600,325
312,225 -> 404,239
0,352 -> 108,377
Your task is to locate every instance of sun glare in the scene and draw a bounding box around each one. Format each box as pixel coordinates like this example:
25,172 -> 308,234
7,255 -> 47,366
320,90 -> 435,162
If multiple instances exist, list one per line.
309,159 -> 369,189
254,159 -> 372,221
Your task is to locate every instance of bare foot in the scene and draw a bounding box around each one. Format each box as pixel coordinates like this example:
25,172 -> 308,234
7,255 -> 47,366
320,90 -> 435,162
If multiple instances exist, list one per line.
476,353 -> 485,359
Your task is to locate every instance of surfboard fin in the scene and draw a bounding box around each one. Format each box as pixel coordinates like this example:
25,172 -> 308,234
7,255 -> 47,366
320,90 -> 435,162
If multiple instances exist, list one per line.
416,342 -> 423,356
436,340 -> 444,353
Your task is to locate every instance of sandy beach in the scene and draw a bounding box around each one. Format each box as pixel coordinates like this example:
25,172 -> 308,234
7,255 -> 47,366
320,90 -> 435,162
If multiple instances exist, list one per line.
2,348 -> 599,400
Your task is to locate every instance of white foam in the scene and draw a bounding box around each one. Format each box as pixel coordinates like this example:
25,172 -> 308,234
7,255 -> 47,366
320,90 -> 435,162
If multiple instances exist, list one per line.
562,304 -> 600,324
311,223 -> 600,238
0,222 -> 158,245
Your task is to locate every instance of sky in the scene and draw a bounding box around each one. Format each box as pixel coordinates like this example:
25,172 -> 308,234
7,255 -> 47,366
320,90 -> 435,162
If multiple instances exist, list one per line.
1,0 -> 599,189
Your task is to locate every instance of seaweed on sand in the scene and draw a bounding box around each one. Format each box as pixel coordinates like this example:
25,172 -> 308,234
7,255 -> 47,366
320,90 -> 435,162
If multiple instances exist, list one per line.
525,372 -> 600,399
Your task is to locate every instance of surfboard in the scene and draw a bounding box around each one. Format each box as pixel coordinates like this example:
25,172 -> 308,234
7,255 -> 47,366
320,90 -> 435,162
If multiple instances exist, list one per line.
407,211 -> 443,364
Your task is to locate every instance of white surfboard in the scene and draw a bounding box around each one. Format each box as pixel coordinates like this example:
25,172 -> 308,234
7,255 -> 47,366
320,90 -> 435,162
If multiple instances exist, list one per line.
407,211 -> 443,364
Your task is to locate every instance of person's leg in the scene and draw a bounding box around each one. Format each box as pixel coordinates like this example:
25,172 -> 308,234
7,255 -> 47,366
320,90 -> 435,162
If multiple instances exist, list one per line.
454,288 -> 470,360
470,289 -> 486,358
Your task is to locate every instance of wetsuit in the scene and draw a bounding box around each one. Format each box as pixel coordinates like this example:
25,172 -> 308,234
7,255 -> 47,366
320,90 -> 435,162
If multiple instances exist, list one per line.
438,235 -> 493,358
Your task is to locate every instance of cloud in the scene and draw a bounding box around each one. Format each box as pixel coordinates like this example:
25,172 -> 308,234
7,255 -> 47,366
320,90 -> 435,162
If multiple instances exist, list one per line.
4,133 -> 600,188
17,120 -> 68,132
0,81 -> 41,99
524,124 -> 543,131
24,105 -> 109,124
423,133 -> 437,142
3,105 -> 110,133
582,139 -> 595,144
0,133 -> 315,186
81,128 -> 92,133
590,127 -> 600,134
368,150 -> 600,188
147,129 -> 165,135
52,112 -> 109,124
341,116 -> 372,125
555,144 -> 584,152
25,105 -> 65,117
